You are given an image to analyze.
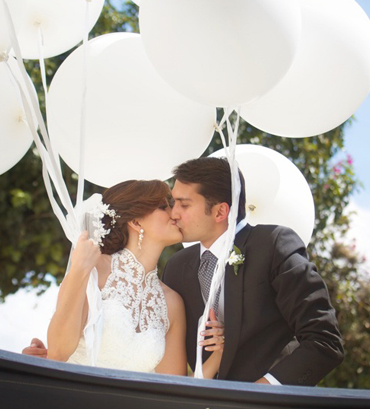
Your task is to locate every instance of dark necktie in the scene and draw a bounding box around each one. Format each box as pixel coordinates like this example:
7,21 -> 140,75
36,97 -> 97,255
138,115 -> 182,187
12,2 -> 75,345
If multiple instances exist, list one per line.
198,250 -> 220,316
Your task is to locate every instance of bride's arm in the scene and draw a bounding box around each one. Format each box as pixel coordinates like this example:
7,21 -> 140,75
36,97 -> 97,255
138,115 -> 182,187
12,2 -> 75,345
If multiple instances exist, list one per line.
47,232 -> 101,361
155,288 -> 187,375
155,289 -> 224,378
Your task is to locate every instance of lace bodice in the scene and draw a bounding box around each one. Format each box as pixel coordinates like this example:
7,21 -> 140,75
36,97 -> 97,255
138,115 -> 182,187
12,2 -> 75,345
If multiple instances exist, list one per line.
67,249 -> 169,372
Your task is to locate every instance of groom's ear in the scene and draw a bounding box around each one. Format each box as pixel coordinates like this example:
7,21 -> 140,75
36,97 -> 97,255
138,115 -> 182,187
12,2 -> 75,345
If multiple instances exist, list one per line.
213,202 -> 229,223
128,220 -> 142,232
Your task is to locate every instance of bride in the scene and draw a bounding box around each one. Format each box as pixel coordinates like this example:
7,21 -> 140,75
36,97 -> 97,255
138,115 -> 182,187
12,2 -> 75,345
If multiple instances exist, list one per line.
46,179 -> 224,377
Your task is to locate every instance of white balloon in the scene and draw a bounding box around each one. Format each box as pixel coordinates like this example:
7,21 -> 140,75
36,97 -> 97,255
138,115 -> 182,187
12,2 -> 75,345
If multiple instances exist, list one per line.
210,145 -> 315,246
240,0 -> 370,137
0,0 -> 27,54
47,33 -> 216,187
0,57 -> 37,175
16,0 -> 105,59
139,0 -> 301,107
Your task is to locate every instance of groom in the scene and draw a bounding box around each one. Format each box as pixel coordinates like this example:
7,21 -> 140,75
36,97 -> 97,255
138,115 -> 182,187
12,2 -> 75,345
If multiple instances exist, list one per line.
162,156 -> 343,385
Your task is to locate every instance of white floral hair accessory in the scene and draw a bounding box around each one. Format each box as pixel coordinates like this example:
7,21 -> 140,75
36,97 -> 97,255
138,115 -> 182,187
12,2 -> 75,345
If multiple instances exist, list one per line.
88,199 -> 120,247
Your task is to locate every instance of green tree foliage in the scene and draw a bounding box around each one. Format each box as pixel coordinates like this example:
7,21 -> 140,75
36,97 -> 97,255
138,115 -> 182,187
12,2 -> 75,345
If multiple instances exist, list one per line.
0,0 -> 369,388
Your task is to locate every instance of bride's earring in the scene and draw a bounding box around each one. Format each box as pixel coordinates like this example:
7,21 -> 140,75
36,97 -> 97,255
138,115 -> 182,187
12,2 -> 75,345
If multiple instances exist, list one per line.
138,228 -> 144,249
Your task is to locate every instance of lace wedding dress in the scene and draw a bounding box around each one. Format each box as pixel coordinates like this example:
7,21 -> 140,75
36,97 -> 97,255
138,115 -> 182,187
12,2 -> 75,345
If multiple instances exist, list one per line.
67,248 -> 169,373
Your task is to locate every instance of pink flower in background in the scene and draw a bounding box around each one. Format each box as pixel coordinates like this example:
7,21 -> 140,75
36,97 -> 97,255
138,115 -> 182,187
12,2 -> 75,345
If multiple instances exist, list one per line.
347,154 -> 354,165
333,166 -> 341,175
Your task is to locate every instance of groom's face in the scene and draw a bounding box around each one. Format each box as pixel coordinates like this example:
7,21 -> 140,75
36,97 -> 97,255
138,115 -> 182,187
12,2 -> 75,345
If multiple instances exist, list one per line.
171,181 -> 218,246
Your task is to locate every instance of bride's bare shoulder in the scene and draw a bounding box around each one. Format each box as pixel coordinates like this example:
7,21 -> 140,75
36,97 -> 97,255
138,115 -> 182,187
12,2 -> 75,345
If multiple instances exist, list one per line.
161,282 -> 184,305
160,282 -> 185,322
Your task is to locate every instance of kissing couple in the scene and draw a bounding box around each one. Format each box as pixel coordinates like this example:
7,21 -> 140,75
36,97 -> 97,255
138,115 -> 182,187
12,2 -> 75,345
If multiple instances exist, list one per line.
24,157 -> 344,385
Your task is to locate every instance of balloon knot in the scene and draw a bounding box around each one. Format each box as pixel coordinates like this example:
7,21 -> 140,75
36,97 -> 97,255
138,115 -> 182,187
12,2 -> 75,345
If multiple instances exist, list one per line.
0,52 -> 9,63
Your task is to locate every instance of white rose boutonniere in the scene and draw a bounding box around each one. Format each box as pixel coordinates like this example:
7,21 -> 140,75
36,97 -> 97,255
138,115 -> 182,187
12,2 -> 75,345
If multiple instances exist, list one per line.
227,245 -> 245,275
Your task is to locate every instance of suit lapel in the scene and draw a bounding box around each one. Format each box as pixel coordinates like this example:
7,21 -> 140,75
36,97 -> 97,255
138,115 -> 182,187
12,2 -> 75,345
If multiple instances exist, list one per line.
182,245 -> 206,368
184,246 -> 204,320
219,224 -> 252,379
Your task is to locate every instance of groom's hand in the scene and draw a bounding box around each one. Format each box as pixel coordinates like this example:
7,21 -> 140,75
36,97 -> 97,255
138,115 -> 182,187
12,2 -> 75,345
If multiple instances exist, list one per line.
22,338 -> 48,358
199,308 -> 225,352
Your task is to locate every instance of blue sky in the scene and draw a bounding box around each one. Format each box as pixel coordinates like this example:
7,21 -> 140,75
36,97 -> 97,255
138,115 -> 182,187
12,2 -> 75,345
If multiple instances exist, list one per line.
343,0 -> 370,208
340,1 -> 370,270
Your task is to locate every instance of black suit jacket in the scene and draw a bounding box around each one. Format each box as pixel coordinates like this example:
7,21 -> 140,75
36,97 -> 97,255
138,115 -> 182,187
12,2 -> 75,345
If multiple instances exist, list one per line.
162,224 -> 344,386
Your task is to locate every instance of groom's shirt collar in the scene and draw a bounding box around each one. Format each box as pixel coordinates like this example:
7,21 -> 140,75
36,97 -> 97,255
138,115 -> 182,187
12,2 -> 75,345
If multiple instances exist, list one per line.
200,230 -> 228,259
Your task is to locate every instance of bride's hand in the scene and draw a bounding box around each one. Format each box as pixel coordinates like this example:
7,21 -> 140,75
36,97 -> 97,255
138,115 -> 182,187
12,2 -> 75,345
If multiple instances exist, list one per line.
71,231 -> 101,274
199,308 -> 225,352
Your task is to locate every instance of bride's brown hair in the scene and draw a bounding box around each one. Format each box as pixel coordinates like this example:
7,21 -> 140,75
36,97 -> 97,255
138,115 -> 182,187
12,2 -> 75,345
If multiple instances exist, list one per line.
100,180 -> 171,255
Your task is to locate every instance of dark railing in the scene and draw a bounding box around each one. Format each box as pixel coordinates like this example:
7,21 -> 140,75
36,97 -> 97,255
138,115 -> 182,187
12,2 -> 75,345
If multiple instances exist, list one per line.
1,349 -> 370,409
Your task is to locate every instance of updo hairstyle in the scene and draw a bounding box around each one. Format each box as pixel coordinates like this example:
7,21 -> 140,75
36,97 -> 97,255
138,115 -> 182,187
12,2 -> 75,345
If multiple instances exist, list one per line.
100,180 -> 172,255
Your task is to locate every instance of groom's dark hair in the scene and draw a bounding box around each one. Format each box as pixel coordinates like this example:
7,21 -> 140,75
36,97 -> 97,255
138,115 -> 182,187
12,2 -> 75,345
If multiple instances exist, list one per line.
173,157 -> 246,223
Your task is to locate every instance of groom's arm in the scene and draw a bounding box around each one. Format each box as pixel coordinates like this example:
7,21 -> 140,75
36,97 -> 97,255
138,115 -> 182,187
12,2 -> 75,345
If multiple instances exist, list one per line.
267,226 -> 344,385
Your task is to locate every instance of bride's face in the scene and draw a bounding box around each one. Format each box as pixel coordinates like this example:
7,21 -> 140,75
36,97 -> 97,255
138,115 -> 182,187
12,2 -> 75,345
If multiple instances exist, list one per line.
139,202 -> 183,246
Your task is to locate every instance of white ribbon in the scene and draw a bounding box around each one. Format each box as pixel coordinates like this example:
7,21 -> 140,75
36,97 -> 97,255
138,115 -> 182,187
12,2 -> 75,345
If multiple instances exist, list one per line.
3,59 -> 77,242
37,26 -> 48,112
69,193 -> 104,365
2,0 -> 78,229
194,107 -> 242,379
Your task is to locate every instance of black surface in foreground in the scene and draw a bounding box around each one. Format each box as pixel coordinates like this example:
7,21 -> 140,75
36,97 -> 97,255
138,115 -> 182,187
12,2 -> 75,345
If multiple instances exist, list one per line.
1,349 -> 370,409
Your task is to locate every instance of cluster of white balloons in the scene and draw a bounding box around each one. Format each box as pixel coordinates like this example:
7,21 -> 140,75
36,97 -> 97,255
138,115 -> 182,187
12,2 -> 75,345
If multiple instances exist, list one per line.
0,0 -> 216,186
139,0 -> 370,137
1,0 -> 370,244
137,0 -> 370,242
